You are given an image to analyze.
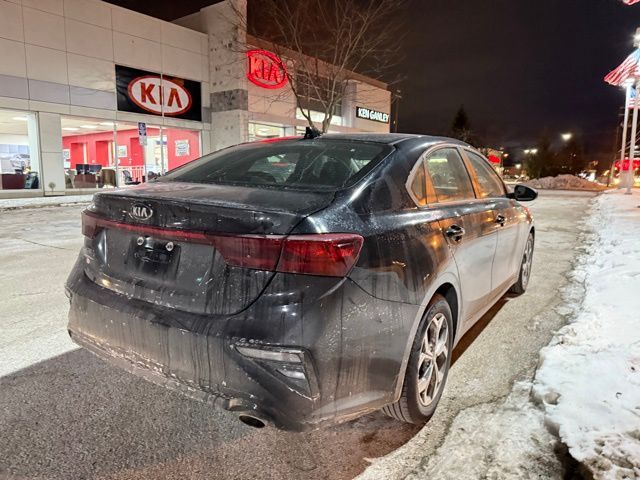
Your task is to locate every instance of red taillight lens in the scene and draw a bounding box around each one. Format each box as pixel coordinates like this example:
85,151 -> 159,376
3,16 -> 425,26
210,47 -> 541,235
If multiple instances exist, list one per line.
278,234 -> 364,277
81,210 -> 100,238
212,235 -> 283,270
215,233 -> 364,276
81,211 -> 363,277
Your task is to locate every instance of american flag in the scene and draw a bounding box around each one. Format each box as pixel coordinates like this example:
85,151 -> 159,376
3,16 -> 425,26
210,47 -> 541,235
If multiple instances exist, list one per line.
604,49 -> 640,86
622,0 -> 640,4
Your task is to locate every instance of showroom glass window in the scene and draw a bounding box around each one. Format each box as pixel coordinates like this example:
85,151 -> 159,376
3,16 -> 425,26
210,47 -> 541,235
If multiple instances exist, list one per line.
0,109 -> 40,192
62,116 -> 118,190
465,150 -> 506,198
62,116 -> 201,189
424,148 -> 475,202
115,123 -> 201,185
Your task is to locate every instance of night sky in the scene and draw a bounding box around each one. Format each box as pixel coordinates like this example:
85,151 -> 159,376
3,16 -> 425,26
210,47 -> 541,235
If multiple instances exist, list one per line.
109,0 -> 640,158
398,0 -> 640,158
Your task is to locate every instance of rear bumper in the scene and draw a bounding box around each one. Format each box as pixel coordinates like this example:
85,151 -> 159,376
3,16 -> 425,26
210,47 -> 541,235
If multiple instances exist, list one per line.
66,258 -> 420,431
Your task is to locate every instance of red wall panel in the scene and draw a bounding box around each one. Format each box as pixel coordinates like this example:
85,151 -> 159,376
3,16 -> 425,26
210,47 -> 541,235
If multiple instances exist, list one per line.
62,127 -> 201,171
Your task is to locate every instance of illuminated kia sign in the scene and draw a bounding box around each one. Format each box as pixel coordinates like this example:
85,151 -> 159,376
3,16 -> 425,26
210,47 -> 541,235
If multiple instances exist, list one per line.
246,49 -> 288,89
116,65 -> 202,121
127,76 -> 192,116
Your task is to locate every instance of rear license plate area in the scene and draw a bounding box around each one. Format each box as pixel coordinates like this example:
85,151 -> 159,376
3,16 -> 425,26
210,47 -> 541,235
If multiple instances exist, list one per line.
127,236 -> 181,276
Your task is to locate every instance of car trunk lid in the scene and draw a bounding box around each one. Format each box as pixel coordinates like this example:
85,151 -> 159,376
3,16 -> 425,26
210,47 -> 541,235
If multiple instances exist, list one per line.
83,182 -> 334,315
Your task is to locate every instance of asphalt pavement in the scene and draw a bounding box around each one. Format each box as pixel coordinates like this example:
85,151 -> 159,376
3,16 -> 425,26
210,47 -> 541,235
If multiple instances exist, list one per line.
0,190 -> 597,480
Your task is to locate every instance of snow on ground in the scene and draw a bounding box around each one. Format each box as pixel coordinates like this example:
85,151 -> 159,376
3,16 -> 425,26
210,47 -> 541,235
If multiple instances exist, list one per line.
407,382 -> 563,480
526,174 -> 605,191
0,194 -> 94,210
533,189 -> 640,479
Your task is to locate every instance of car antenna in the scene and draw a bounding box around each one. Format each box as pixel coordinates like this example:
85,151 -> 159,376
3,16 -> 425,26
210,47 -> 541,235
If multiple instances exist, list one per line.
303,126 -> 321,139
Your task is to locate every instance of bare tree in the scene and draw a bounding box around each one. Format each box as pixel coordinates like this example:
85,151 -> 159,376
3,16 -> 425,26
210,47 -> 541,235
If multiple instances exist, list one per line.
236,0 -> 406,133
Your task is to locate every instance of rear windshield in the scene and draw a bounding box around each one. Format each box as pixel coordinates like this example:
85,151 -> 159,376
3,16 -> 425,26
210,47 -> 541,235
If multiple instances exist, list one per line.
159,139 -> 392,191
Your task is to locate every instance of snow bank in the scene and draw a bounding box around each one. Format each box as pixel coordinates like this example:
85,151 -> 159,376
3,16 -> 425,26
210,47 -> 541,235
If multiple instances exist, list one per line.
0,194 -> 93,210
533,190 -> 640,479
525,175 -> 604,191
411,383 -> 562,479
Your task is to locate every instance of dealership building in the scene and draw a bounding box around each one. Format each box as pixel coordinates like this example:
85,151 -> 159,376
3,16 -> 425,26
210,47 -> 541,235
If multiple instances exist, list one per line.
0,0 -> 391,198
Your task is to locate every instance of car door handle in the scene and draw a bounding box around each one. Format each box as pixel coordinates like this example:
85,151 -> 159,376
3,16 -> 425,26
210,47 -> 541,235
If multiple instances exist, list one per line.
445,224 -> 465,241
495,214 -> 506,225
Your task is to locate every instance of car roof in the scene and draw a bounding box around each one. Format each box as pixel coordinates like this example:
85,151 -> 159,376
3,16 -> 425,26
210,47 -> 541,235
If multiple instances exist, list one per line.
318,132 -> 471,147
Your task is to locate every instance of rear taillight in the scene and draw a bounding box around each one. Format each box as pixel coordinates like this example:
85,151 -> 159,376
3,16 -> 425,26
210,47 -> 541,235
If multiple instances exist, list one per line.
212,235 -> 284,271
208,234 -> 362,276
278,234 -> 364,277
81,211 -> 363,277
82,210 -> 100,238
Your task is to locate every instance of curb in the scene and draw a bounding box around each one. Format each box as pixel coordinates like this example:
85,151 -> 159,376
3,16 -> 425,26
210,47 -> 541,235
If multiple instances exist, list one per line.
0,200 -> 92,212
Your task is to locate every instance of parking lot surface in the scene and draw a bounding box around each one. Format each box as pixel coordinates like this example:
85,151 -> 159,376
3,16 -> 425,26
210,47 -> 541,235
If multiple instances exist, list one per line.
0,190 -> 596,480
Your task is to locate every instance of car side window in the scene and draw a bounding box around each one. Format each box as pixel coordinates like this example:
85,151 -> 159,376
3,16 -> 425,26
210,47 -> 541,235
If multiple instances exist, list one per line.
425,148 -> 475,203
465,151 -> 506,198
409,161 -> 427,206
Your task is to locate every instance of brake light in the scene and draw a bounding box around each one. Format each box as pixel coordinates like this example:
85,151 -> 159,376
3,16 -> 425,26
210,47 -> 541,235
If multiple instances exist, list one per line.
81,211 -> 363,277
278,234 -> 364,277
213,235 -> 283,270
81,210 -> 100,238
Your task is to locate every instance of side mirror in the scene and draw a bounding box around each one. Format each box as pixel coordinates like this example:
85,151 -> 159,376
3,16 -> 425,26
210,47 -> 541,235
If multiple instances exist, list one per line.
508,184 -> 538,202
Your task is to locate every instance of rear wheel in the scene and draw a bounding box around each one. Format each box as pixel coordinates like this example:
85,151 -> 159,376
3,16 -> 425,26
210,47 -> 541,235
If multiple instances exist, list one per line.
383,294 -> 453,424
509,232 -> 534,295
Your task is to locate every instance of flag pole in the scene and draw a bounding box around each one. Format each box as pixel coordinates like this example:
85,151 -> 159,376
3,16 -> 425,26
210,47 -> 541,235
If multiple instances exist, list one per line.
616,83 -> 632,188
627,80 -> 639,194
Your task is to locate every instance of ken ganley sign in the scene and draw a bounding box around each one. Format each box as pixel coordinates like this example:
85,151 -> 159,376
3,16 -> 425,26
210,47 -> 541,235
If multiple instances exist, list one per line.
116,65 -> 202,121
356,106 -> 390,124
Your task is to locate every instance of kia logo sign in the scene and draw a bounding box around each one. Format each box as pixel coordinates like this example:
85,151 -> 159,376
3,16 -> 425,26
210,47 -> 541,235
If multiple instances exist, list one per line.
127,76 -> 192,116
129,203 -> 153,221
246,50 -> 288,89
116,66 -> 202,121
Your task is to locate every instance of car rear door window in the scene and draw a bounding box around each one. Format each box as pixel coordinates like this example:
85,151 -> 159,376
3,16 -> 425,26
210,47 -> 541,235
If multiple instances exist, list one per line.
409,162 -> 427,206
465,151 -> 506,198
425,148 -> 475,202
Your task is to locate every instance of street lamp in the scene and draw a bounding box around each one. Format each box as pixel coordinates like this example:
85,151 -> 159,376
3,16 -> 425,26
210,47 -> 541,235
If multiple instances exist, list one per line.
561,132 -> 573,142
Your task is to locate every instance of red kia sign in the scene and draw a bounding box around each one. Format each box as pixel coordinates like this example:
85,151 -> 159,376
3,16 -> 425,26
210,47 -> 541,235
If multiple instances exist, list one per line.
247,49 -> 288,89
127,76 -> 192,116
116,65 -> 202,121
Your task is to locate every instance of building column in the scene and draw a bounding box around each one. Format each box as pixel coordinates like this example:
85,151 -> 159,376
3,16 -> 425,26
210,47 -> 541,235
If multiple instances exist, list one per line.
201,0 -> 249,151
37,112 -> 65,196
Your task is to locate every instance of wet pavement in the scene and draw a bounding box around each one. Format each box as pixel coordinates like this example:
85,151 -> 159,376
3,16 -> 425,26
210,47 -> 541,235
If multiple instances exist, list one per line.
0,190 -> 596,480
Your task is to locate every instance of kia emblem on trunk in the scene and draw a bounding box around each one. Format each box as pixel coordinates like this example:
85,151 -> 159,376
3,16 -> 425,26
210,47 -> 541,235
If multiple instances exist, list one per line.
130,204 -> 153,221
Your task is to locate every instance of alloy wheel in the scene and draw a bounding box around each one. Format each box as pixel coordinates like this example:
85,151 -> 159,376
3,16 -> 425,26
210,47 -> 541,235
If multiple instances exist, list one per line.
416,312 -> 449,407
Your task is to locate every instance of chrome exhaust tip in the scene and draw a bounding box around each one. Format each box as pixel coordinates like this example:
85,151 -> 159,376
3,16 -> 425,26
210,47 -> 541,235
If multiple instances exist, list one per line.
238,414 -> 267,428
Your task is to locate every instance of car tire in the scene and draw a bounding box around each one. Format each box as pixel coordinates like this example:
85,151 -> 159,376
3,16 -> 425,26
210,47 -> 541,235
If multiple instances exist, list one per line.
382,294 -> 453,425
509,231 -> 535,296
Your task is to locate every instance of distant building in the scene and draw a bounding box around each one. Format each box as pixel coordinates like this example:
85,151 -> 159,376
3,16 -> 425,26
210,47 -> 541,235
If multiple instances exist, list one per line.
0,0 -> 390,198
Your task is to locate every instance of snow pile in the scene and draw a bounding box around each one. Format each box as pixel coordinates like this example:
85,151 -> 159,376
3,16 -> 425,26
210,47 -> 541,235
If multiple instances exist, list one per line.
533,190 -> 640,479
0,194 -> 93,210
525,175 -> 603,191
410,383 -> 562,479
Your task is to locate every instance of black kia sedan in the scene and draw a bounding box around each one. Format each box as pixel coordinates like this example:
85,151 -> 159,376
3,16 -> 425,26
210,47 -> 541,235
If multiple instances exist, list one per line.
66,133 -> 537,431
